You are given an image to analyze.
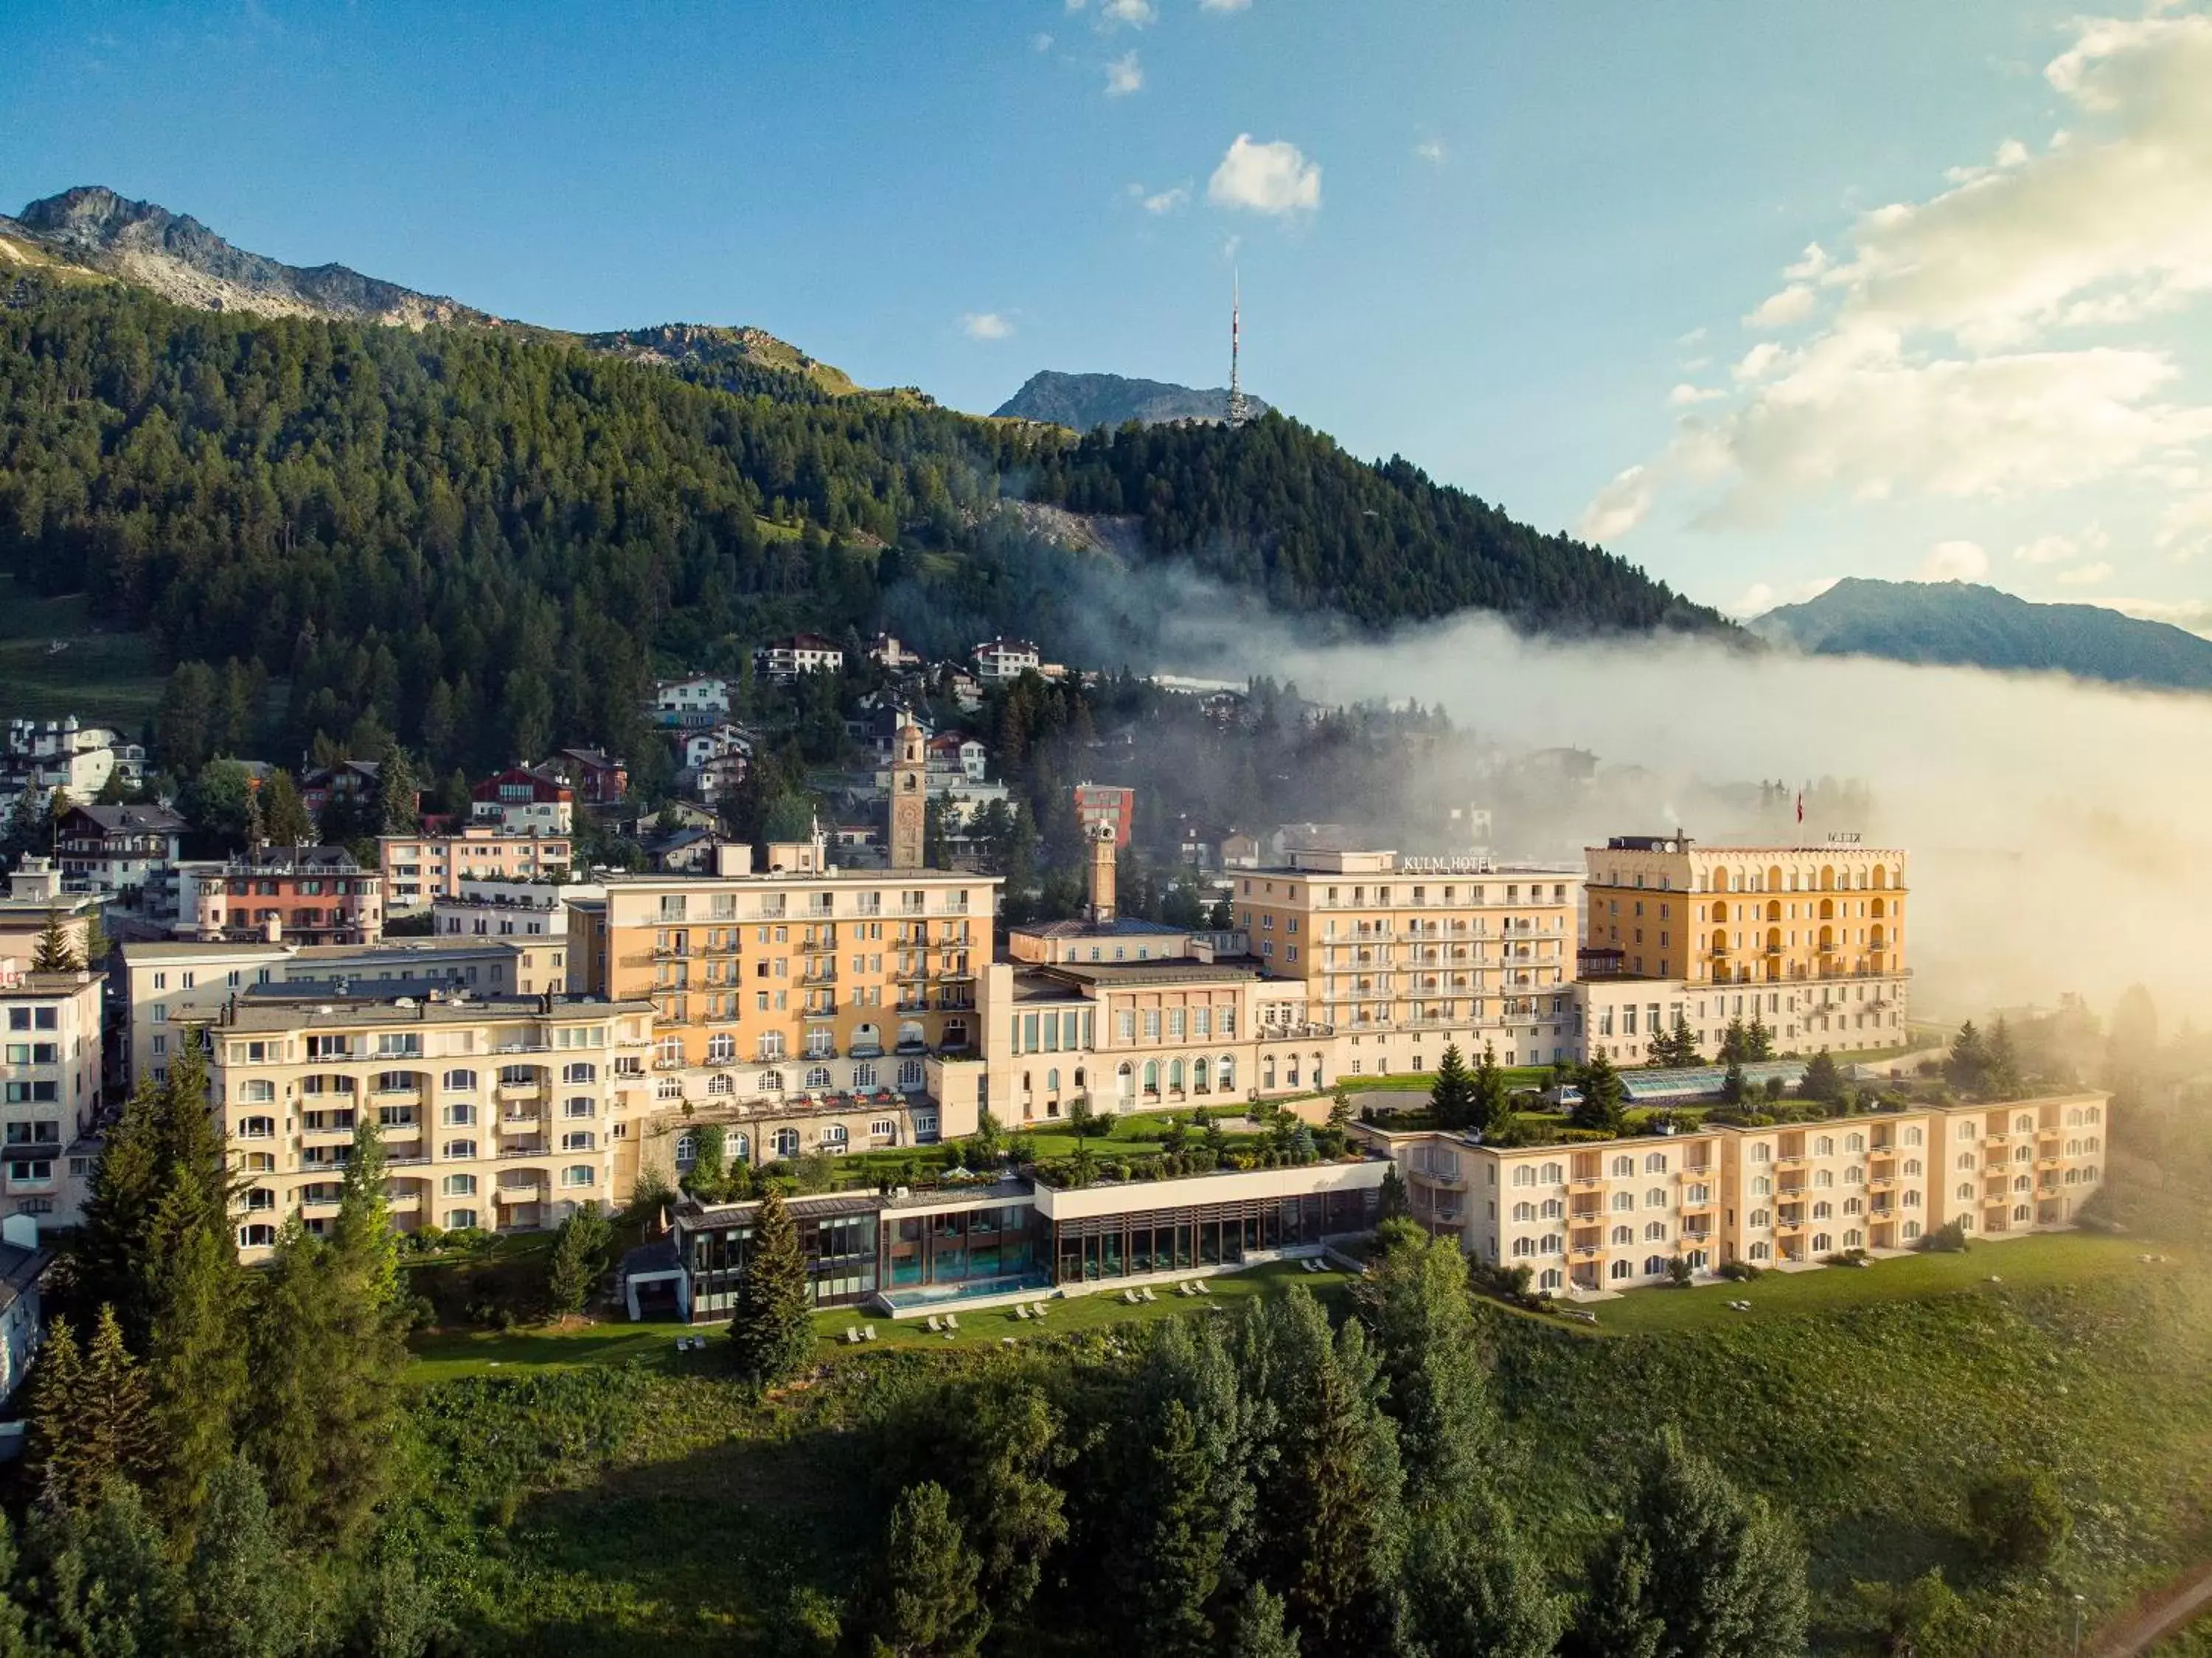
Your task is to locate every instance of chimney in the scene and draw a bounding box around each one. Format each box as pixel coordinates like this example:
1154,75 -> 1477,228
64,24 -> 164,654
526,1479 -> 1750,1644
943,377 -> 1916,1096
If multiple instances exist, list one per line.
1086,822 -> 1118,926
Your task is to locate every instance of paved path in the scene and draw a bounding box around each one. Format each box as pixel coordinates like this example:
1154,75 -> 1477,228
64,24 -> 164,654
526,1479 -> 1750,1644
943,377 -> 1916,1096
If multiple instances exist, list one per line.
2085,1559 -> 2212,1657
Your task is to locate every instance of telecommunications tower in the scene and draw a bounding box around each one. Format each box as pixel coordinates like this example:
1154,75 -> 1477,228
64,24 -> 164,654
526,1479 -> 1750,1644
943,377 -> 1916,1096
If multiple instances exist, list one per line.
1226,270 -> 1249,428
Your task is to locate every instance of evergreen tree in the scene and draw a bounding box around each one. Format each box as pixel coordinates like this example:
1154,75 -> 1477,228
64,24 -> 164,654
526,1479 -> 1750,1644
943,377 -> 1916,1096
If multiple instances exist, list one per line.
1986,1016 -> 2022,1100
728,1187 -> 814,1390
1105,1317 -> 1270,1657
1427,1042 -> 1475,1129
311,1120 -> 411,1546
1472,1044 -> 1516,1141
1575,1429 -> 1807,1658
1745,1012 -> 1775,1061
1562,1530 -> 1662,1658
41,1478 -> 187,1657
546,1201 -> 613,1317
1719,1017 -> 1750,1065
1240,1288 -> 1404,1658
1356,1221 -> 1496,1511
70,1080 -> 168,1339
1225,1585 -> 1300,1658
1720,1058 -> 1750,1107
25,1315 -> 86,1513
147,1182 -> 248,1533
1570,1053 -> 1626,1136
1403,1494 -> 1564,1658
0,1511 -> 35,1657
184,1456 -> 305,1658
1798,1050 -> 1842,1104
29,909 -> 77,974
1648,1010 -> 1700,1069
1946,1021 -> 1992,1095
257,770 -> 315,847
1326,1086 -> 1354,1134
372,744 -> 422,836
859,1481 -> 988,1658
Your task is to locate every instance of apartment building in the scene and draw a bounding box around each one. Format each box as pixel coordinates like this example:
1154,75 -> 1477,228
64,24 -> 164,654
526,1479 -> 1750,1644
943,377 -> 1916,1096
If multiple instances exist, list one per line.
380,827 -> 573,909
650,676 -> 732,726
568,842 -> 998,1114
433,880 -> 602,993
753,634 -> 845,682
0,718 -> 118,814
1579,835 -> 1910,1055
1366,1089 -> 2107,1296
971,638 -> 1040,684
120,939 -> 534,1089
1232,849 -> 1584,1074
204,992 -> 656,1259
0,859 -> 100,967
0,963 -> 104,1226
187,845 -> 383,946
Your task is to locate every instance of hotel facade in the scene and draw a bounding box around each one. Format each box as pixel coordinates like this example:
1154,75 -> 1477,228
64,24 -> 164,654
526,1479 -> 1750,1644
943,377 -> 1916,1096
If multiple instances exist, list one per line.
1364,1089 -> 2107,1296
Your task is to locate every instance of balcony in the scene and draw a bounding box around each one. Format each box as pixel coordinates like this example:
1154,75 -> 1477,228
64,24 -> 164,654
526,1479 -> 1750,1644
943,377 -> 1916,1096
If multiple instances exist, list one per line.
1410,1165 -> 1466,1192
301,1120 -> 358,1141
497,1144 -> 549,1161
499,1108 -> 546,1128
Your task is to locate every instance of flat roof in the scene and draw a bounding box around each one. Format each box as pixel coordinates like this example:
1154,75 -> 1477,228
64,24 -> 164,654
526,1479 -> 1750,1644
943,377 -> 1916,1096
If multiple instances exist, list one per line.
212,993 -> 653,1033
1010,918 -> 1187,939
1045,960 -> 1262,988
123,940 -> 292,961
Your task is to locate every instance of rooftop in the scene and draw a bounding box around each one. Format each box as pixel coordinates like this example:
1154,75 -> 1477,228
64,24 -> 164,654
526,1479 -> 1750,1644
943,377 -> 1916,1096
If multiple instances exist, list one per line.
1009,917 -> 1187,940
212,992 -> 652,1034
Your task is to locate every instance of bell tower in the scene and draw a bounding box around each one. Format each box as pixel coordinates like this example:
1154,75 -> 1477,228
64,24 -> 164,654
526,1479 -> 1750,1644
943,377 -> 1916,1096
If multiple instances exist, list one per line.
1085,822 -> 1118,924
888,710 -> 927,870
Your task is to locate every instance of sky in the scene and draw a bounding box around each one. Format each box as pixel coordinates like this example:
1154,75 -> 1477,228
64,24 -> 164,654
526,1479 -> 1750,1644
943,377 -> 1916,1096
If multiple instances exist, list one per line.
4,0 -> 2210,631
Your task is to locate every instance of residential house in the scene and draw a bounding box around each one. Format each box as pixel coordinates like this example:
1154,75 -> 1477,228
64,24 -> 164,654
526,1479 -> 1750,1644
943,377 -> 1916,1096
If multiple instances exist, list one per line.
380,826 -> 574,909
189,845 -> 383,946
0,718 -> 117,815
555,747 -> 629,806
753,634 -> 846,683
469,766 -> 575,835
650,676 -> 733,726
55,802 -> 187,894
971,638 -> 1040,685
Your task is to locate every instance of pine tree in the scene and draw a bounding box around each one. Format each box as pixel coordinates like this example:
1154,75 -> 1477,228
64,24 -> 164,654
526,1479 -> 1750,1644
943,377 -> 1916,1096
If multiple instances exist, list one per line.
860,1481 -> 988,1658
1745,1011 -> 1775,1061
1404,1494 -> 1564,1658
41,1479 -> 187,1656
1562,1530 -> 1663,1658
1326,1086 -> 1354,1134
1947,1021 -> 1992,1095
1650,1010 -> 1700,1069
311,1120 -> 411,1546
1798,1051 -> 1842,1104
245,1224 -> 329,1539
25,1315 -> 86,1512
1225,1585 -> 1300,1658
1472,1043 -> 1509,1135
1570,1053 -> 1626,1136
257,769 -> 315,847
1719,1016 -> 1750,1064
1986,1016 -> 2022,1100
1428,1042 -> 1475,1129
1241,1288 -> 1404,1658
29,909 -> 77,974
546,1200 -> 613,1317
1357,1222 -> 1496,1512
728,1187 -> 814,1389
81,1304 -> 156,1488
147,1174 -> 249,1533
1721,1058 -> 1750,1107
184,1455 -> 301,1658
1575,1429 -> 1807,1658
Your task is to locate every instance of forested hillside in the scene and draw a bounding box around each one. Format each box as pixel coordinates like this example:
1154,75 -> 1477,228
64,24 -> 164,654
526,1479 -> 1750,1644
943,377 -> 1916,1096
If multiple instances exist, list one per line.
0,278 -> 1722,774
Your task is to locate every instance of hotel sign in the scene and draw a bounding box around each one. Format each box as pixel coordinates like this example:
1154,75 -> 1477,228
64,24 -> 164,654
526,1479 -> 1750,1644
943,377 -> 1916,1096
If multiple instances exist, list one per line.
1826,832 -> 1862,844
1399,856 -> 1495,874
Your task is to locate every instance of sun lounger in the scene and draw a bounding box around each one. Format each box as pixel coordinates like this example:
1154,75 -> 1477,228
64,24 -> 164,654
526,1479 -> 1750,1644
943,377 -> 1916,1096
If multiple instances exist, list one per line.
1141,1286 -> 1157,1302
945,1313 -> 959,1331
1194,1280 -> 1211,1295
863,1325 -> 877,1342
844,1327 -> 860,1345
926,1314 -> 942,1333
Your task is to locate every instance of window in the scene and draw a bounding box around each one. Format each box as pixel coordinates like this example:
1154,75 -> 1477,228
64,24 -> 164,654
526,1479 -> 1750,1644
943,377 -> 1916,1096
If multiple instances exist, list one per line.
563,1062 -> 597,1084
1512,1167 -> 1533,1187
238,1078 -> 275,1103
805,1066 -> 832,1090
1645,1187 -> 1666,1207
444,1209 -> 479,1231
238,1115 -> 276,1140
772,1128 -> 800,1159
1539,1198 -> 1563,1220
1610,1155 -> 1634,1177
443,1069 -> 478,1091
1512,1201 -> 1535,1223
1611,1191 -> 1634,1213
1644,1221 -> 1666,1241
442,1173 -> 478,1196
442,1139 -> 478,1160
237,1224 -> 277,1249
1749,1210 -> 1771,1229
1611,1224 -> 1633,1245
1644,1152 -> 1667,1173
821,1125 -> 849,1152
562,1165 -> 595,1187
1610,1260 -> 1632,1281
562,1131 -> 595,1151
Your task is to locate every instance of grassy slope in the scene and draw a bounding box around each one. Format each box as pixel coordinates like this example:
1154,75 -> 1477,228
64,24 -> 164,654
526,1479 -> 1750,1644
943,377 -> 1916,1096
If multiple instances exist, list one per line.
0,579 -> 164,729
400,1227 -> 2212,1654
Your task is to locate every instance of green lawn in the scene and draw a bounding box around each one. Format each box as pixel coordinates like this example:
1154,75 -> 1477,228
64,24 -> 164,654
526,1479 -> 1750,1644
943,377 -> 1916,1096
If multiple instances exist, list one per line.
1335,1066 -> 1554,1097
0,582 -> 166,729
408,1257 -> 1356,1379
1583,1229 -> 2172,1335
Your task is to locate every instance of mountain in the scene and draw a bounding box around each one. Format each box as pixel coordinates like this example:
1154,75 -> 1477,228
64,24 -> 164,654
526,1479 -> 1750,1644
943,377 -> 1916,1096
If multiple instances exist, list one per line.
994,370 -> 1269,429
0,185 -> 495,328
1753,577 -> 2212,692
1,187 -> 879,394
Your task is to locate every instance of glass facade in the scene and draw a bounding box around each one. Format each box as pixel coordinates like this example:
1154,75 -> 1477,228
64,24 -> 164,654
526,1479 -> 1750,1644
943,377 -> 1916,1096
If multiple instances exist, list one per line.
686,1204 -> 880,1314
1047,1187 -> 1378,1285
883,1204 -> 1038,1290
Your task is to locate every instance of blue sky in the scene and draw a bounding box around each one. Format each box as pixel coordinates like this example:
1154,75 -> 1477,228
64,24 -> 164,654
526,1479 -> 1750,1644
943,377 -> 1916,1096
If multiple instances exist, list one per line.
4,0 -> 2210,628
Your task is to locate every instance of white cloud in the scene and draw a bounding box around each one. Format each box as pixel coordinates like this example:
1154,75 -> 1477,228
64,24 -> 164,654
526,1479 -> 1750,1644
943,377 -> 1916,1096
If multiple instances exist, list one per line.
1747,285 -> 1818,329
1104,50 -> 1143,95
1585,10 -> 2212,539
1728,575 -> 1840,617
2014,533 -> 2079,564
2056,561 -> 2115,585
1141,184 -> 1190,215
2157,491 -> 2212,559
1667,384 -> 1725,409
1919,540 -> 1992,582
1102,0 -> 1155,24
1199,0 -> 1252,10
1576,465 -> 1654,541
959,312 -> 1013,341
1033,31 -> 1054,52
1208,133 -> 1321,216
2093,594 -> 2212,637
1413,138 -> 1447,164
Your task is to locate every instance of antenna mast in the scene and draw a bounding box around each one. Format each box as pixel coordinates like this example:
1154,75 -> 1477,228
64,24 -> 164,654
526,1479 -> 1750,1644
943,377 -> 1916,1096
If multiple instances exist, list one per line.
1227,269 -> 1248,428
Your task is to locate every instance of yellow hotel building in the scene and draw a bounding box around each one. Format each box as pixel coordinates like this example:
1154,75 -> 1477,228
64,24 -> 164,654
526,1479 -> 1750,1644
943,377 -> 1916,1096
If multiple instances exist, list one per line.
1363,1089 -> 2107,1295
567,840 -> 999,1127
1232,849 -> 1584,1075
1579,834 -> 1910,1058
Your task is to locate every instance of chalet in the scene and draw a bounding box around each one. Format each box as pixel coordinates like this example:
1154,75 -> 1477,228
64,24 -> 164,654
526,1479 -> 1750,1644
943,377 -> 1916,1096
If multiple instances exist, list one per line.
55,802 -> 187,894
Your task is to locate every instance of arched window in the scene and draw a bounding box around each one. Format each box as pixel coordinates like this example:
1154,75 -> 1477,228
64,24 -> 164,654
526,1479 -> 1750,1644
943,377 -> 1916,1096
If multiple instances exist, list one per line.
759,1069 -> 784,1092
1610,1259 -> 1632,1280
1610,1155 -> 1635,1177
1540,1163 -> 1564,1184
673,1131 -> 699,1168
1812,1200 -> 1832,1219
1193,1058 -> 1211,1093
1902,1220 -> 1921,1241
821,1125 -> 848,1151
805,1066 -> 832,1089
1219,1055 -> 1236,1091
1843,1196 -> 1863,1215
1902,1158 -> 1922,1176
1749,1242 -> 1771,1261
1815,1136 -> 1834,1156
563,1062 -> 597,1084
1611,1224 -> 1633,1245
1612,1192 -> 1635,1213
1540,1198 -> 1564,1220
1644,1254 -> 1667,1276
1512,1167 -> 1534,1188
1814,1169 -> 1834,1188
1904,1127 -> 1922,1146
1644,1221 -> 1666,1241
707,1033 -> 735,1063
441,1173 -> 476,1197
443,1069 -> 477,1091
731,1133 -> 750,1162
1644,1153 -> 1667,1173
898,1059 -> 925,1089
1539,1269 -> 1562,1291
772,1128 -> 800,1159
1512,1238 -> 1534,1258
442,1139 -> 476,1160
1143,1061 -> 1161,1095
1169,1059 -> 1186,1093
1512,1201 -> 1535,1223
1750,1144 -> 1772,1163
1646,1187 -> 1666,1207
1812,1233 -> 1831,1253
708,1073 -> 734,1096
1749,1209 -> 1771,1228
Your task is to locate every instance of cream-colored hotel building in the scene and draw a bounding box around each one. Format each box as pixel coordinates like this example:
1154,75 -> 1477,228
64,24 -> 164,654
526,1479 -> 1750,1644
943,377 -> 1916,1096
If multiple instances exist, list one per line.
1365,1090 -> 2108,1294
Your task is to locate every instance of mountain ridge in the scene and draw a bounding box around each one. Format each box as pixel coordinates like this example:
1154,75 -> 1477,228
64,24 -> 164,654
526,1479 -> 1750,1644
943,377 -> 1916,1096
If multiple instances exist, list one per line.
994,369 -> 1270,430
1753,577 -> 2212,693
